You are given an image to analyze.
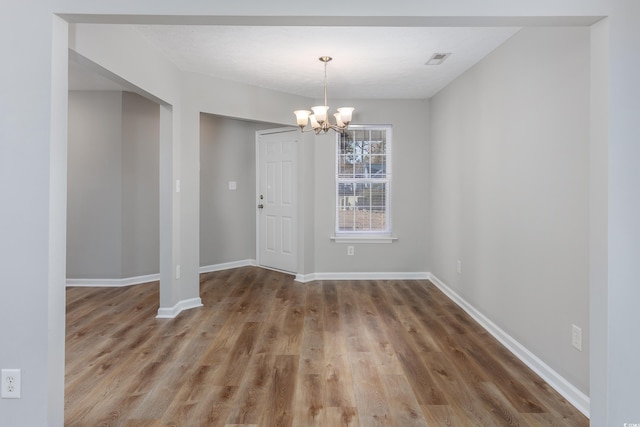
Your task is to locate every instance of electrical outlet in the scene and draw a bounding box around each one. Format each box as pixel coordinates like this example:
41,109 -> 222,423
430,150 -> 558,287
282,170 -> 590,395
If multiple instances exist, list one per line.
347,245 -> 355,256
176,265 -> 181,279
572,324 -> 582,351
1,369 -> 21,399
457,260 -> 462,274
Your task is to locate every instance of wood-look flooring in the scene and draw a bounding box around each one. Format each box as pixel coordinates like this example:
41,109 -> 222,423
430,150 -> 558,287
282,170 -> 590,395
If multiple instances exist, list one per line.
65,266 -> 588,426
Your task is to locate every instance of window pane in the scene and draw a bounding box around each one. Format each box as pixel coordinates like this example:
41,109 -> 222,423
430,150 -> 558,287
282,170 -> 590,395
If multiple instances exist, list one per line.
336,181 -> 387,232
338,207 -> 388,232
339,129 -> 388,179
338,155 -> 353,177
357,209 -> 372,231
370,183 -> 386,209
339,133 -> 360,177
370,139 -> 386,177
338,207 -> 356,231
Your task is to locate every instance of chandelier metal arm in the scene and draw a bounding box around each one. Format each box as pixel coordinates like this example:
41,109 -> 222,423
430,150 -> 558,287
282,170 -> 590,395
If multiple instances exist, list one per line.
297,118 -> 348,135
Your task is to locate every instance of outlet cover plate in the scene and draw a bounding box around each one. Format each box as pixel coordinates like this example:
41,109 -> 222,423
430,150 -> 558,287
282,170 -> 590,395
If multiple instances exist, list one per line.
571,324 -> 582,351
1,369 -> 21,399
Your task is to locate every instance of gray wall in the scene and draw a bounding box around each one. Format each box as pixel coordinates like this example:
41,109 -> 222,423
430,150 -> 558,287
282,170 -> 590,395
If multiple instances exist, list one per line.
199,114 -> 281,267
67,90 -> 159,279
67,91 -> 123,278
313,99 -> 430,273
428,27 -> 590,393
121,91 -> 160,277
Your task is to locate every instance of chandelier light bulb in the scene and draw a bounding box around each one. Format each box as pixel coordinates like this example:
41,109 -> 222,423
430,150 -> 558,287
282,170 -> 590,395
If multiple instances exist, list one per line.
309,115 -> 321,129
337,107 -> 354,125
311,106 -> 329,124
294,110 -> 311,128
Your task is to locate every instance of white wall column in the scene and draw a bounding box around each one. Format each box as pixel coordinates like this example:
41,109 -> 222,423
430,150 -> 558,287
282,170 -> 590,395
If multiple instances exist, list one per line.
605,1 -> 640,424
589,17 -> 610,427
158,104 -> 181,316
157,102 -> 202,317
48,14 -> 69,425
179,105 -> 202,308
0,7 -> 67,426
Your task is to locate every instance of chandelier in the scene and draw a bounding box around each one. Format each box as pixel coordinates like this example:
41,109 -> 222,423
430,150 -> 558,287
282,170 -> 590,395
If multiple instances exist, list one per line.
293,56 -> 355,134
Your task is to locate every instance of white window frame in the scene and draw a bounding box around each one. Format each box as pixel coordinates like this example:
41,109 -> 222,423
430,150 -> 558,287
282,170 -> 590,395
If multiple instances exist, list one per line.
333,125 -> 396,243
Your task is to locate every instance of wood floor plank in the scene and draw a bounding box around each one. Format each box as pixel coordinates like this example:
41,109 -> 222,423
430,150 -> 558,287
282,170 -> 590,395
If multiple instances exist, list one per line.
225,353 -> 276,425
354,281 -> 404,375
211,322 -> 263,387
269,281 -> 306,355
472,381 -> 531,426
521,411 -> 589,427
259,354 -> 298,427
348,352 -> 393,427
291,373 -> 326,426
65,267 -> 588,426
298,284 -> 325,375
338,282 -> 374,353
166,385 -> 239,426
324,331 -> 357,408
122,420 -> 164,427
379,374 -> 429,427
420,404 -> 467,427
197,315 -> 248,367
325,407 -> 360,427
298,328 -> 324,375
322,282 -> 341,333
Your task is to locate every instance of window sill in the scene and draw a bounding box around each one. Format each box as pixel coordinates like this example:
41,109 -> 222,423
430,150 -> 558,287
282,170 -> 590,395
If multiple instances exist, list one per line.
330,234 -> 398,244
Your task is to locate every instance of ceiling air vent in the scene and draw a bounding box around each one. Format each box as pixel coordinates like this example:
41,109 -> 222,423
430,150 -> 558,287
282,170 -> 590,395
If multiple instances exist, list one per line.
425,53 -> 451,65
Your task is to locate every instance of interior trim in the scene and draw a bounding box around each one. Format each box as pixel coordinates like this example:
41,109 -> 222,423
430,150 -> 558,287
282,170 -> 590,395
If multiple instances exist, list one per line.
156,297 -> 203,319
65,273 -> 160,287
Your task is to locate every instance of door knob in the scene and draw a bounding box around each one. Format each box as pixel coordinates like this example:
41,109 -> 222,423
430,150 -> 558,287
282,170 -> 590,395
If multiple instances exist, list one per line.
258,204 -> 264,209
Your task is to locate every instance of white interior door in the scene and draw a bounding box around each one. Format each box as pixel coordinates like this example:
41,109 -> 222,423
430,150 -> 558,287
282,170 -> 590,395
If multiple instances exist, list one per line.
257,129 -> 298,273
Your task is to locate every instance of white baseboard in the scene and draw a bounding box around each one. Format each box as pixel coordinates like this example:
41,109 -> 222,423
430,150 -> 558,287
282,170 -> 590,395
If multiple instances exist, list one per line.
66,273 -> 160,288
67,260 -> 258,287
295,271 -> 429,283
428,273 -> 590,418
156,297 -> 203,319
199,259 -> 257,274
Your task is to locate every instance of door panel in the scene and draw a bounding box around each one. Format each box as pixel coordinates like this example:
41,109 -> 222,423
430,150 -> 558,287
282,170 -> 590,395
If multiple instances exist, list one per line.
282,161 -> 293,204
282,217 -> 293,254
257,130 -> 298,273
266,215 -> 277,251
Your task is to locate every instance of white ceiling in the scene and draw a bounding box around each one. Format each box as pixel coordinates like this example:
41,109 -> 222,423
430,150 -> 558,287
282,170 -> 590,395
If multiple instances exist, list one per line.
70,25 -> 521,99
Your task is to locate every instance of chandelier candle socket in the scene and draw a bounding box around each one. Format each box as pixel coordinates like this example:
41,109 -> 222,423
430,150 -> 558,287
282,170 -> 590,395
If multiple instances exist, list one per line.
294,56 -> 355,134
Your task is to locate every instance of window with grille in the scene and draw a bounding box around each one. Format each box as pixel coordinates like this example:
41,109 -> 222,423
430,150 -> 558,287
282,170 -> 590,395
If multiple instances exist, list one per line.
336,125 -> 392,235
